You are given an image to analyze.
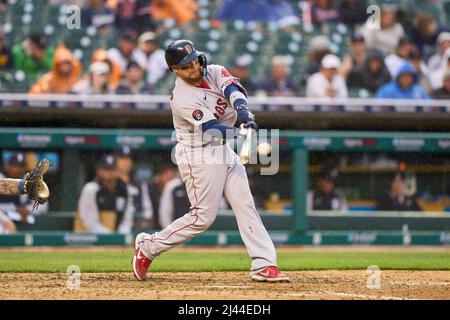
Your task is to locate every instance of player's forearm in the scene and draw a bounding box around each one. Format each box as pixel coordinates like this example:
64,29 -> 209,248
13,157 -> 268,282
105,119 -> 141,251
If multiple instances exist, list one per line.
0,179 -> 26,196
201,120 -> 241,139
224,85 -> 254,123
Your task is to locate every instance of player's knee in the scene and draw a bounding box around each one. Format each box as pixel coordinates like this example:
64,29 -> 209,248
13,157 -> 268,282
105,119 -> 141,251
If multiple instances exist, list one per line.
193,212 -> 216,230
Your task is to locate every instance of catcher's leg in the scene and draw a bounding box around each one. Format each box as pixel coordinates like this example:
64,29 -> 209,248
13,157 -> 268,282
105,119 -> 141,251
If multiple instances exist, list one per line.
0,159 -> 51,210
0,178 -> 25,196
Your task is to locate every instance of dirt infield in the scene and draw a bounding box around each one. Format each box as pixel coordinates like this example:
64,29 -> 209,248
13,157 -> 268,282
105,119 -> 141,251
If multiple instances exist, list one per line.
1,270 -> 450,300
0,246 -> 449,300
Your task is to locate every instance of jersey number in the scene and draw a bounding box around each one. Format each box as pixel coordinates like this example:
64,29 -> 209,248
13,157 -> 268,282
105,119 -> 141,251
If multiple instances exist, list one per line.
214,98 -> 228,119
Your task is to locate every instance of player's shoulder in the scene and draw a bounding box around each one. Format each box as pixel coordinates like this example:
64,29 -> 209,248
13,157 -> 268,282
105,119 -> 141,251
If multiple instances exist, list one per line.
171,83 -> 188,103
207,64 -> 226,71
171,81 -> 199,108
207,64 -> 230,75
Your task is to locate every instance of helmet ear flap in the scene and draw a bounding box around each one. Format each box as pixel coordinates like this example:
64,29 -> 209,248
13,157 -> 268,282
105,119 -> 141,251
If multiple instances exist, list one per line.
198,53 -> 207,68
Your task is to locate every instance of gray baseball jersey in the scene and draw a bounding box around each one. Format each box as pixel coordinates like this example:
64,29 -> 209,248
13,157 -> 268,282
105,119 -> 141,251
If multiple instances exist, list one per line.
171,64 -> 239,147
138,64 -> 278,274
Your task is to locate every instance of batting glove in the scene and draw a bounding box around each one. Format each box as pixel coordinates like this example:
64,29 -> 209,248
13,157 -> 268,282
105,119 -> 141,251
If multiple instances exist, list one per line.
236,104 -> 255,124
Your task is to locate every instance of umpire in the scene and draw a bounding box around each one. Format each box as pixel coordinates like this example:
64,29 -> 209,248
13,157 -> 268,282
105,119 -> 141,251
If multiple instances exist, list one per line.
74,154 -> 135,233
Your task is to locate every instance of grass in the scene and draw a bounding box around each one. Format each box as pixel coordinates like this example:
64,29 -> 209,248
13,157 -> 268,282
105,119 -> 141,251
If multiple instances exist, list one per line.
0,250 -> 449,273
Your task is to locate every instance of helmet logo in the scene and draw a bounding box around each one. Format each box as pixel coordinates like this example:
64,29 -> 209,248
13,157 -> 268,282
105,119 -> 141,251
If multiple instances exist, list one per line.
185,45 -> 193,54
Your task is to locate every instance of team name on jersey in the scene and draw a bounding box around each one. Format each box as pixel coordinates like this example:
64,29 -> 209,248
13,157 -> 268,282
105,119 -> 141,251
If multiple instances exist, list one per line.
213,98 -> 228,120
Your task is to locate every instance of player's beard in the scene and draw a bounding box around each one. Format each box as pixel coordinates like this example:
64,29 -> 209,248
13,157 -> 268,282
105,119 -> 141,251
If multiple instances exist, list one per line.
182,68 -> 203,86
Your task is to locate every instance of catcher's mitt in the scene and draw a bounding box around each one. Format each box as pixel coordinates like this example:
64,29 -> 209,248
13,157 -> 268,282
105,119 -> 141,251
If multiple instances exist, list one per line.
23,159 -> 52,211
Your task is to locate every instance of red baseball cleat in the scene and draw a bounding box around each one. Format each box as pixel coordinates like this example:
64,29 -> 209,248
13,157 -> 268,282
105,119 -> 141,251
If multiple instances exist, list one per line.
132,234 -> 152,281
250,266 -> 290,283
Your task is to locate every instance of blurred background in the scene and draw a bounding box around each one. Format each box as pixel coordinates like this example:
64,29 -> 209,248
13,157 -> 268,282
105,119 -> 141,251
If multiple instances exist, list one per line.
0,0 -> 450,246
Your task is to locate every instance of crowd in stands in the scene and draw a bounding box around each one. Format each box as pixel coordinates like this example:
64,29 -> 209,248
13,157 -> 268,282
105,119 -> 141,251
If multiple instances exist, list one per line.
0,0 -> 450,99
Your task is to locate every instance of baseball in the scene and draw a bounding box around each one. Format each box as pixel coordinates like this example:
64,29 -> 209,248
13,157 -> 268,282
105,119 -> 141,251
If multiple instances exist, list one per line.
257,143 -> 272,157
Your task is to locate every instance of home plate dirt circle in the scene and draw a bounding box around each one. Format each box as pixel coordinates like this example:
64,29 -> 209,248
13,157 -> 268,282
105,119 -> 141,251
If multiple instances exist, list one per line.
1,270 -> 449,300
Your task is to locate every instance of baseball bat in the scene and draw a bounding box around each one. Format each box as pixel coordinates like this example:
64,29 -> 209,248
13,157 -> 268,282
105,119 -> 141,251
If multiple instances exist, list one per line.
239,128 -> 254,165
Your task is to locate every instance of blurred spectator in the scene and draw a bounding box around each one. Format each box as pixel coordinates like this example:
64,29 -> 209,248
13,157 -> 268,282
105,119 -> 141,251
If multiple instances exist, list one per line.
81,0 -> 116,36
305,35 -> 332,80
376,172 -> 421,211
0,210 -> 16,234
75,154 -> 135,233
385,37 -> 413,78
406,0 -> 446,25
259,55 -> 297,97
48,0 -> 84,4
375,62 -> 430,99
407,12 -> 446,60
229,55 -> 258,96
158,175 -> 190,229
115,61 -> 153,94
307,168 -> 347,211
347,49 -> 391,94
0,153 -> 38,227
0,0 -> 8,13
427,32 -> 450,74
114,0 -> 154,34
107,30 -> 140,73
152,0 -> 198,27
338,0 -> 367,29
133,31 -> 168,85
407,46 -> 432,93
0,31 -> 13,70
310,0 -> 339,25
360,4 -> 405,55
114,147 -> 154,230
215,0 -> 299,29
147,164 -> 177,230
306,54 -> 348,98
12,33 -> 54,81
428,48 -> 450,90
72,61 -> 114,94
29,44 -> 82,94
215,0 -> 266,24
431,68 -> 450,99
265,0 -> 301,29
91,49 -> 122,89
340,34 -> 367,80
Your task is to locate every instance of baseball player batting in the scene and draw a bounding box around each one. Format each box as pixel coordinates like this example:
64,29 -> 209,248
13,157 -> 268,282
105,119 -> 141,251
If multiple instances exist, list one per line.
132,39 -> 289,282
